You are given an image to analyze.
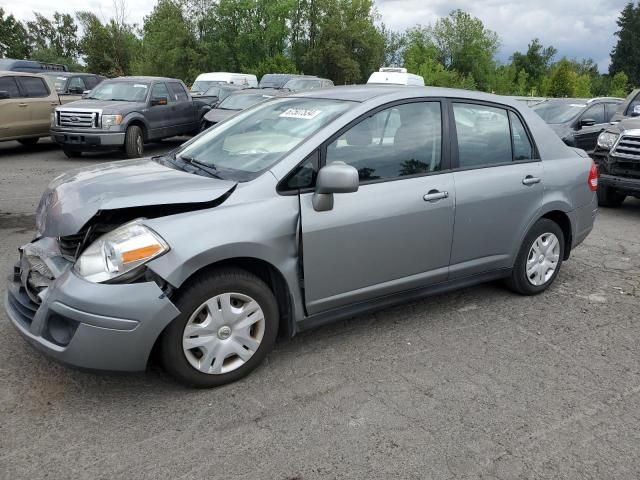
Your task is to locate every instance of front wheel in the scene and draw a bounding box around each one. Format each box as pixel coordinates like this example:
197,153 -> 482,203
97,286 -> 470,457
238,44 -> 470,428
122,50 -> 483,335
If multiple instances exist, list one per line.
506,218 -> 565,295
124,125 -> 144,158
18,137 -> 39,147
62,148 -> 82,158
597,184 -> 625,208
160,268 -> 279,388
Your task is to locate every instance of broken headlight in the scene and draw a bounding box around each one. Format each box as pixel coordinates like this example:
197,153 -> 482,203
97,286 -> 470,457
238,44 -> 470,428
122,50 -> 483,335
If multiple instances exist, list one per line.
597,132 -> 619,150
74,220 -> 169,283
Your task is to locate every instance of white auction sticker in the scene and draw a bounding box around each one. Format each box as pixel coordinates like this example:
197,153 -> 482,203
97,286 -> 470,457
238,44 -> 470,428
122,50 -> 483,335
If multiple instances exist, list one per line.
279,108 -> 322,119
134,84 -> 148,88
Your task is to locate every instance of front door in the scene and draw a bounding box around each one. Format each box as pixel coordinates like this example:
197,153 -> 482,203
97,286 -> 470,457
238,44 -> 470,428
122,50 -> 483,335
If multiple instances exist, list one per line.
147,82 -> 173,138
574,103 -> 607,154
449,102 -> 544,278
0,76 -> 24,139
299,100 -> 455,314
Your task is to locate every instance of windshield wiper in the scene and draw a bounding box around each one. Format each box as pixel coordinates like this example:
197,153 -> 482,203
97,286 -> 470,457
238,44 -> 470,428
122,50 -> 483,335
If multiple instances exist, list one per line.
177,154 -> 223,179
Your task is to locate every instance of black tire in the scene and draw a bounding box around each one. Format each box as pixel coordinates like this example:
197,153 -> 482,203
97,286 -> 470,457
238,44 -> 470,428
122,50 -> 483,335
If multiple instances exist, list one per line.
160,268 -> 279,388
62,148 -> 82,158
18,137 -> 39,147
597,184 -> 626,208
124,125 -> 144,158
506,218 -> 565,296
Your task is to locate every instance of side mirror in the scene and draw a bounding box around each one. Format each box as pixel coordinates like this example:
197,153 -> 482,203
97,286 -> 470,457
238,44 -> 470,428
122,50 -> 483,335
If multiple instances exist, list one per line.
69,86 -> 84,94
0,90 -> 10,100
580,118 -> 596,127
631,105 -> 640,117
81,90 -> 91,98
151,96 -> 168,106
312,161 -> 359,212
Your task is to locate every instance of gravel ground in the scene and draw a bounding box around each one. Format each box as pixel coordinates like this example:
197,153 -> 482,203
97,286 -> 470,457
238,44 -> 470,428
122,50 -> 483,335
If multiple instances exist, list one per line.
1,139 -> 639,479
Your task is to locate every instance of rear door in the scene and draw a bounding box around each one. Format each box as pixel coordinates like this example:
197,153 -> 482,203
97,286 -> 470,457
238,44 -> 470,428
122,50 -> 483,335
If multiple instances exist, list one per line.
14,76 -> 57,137
449,101 -> 543,279
298,100 -> 455,314
0,76 -> 24,139
574,103 -> 606,154
168,81 -> 196,133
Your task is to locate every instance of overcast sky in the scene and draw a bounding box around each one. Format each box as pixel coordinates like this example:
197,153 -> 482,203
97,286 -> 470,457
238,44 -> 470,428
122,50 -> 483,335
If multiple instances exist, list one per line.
3,0 -> 627,72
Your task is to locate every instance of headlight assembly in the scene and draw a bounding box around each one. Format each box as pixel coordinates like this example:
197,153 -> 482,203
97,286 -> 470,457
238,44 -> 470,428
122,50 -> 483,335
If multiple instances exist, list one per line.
74,221 -> 169,283
597,132 -> 619,150
101,114 -> 123,129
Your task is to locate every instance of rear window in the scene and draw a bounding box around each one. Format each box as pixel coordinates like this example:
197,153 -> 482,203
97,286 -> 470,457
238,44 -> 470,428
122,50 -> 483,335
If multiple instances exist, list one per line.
0,76 -> 21,98
16,77 -> 49,97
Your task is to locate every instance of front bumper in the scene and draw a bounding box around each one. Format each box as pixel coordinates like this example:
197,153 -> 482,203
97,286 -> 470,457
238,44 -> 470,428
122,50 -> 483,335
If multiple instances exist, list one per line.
50,128 -> 125,150
599,173 -> 640,195
5,241 -> 180,372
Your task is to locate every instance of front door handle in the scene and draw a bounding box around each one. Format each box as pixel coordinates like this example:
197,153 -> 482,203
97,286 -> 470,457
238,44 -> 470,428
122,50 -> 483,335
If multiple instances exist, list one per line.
423,190 -> 449,202
18,103 -> 28,107
522,176 -> 541,186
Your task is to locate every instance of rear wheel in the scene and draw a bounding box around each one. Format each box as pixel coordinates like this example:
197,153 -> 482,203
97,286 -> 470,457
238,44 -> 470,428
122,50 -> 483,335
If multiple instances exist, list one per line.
160,268 -> 279,388
124,125 -> 144,158
62,148 -> 82,158
18,137 -> 39,147
597,184 -> 625,207
506,218 -> 564,295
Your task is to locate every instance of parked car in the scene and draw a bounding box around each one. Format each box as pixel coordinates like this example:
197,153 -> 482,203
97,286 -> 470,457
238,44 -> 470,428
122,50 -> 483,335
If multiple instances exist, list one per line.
592,116 -> 640,207
191,72 -> 258,94
197,83 -> 247,107
259,73 -> 302,89
0,71 -> 61,146
0,58 -> 67,73
42,72 -> 105,102
50,76 -> 210,158
610,88 -> 640,122
282,76 -> 334,92
531,97 -> 623,154
367,67 -> 425,86
7,86 -> 597,388
201,88 -> 282,129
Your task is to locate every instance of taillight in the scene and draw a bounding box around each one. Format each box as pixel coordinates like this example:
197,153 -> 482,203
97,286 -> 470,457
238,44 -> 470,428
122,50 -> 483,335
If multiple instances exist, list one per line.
588,160 -> 598,192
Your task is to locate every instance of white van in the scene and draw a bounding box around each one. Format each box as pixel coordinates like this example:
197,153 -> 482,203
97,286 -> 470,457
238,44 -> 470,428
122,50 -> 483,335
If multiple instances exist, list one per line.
367,67 -> 425,86
191,72 -> 258,94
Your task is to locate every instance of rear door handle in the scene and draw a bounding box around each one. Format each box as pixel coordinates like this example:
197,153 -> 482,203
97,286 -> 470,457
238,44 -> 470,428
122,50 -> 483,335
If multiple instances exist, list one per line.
522,176 -> 541,186
423,190 -> 449,202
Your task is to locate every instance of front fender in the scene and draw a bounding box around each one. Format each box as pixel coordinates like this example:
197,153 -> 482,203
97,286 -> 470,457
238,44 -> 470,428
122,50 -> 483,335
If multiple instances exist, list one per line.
122,112 -> 151,135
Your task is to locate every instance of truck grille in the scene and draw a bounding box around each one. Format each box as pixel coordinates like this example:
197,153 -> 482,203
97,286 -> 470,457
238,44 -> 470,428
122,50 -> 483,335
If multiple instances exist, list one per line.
612,135 -> 640,161
57,110 -> 100,128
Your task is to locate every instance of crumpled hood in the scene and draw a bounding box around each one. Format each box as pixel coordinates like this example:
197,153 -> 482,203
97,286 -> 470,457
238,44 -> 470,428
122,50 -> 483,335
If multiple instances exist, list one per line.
36,158 -> 236,237
57,99 -> 146,114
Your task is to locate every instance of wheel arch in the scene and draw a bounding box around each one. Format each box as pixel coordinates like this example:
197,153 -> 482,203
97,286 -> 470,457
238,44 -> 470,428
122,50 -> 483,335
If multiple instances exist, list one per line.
540,209 -> 573,260
123,114 -> 150,141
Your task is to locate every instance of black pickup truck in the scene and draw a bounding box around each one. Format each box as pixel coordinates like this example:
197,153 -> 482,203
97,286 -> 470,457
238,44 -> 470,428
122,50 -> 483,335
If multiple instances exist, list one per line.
50,76 -> 210,158
592,90 -> 640,207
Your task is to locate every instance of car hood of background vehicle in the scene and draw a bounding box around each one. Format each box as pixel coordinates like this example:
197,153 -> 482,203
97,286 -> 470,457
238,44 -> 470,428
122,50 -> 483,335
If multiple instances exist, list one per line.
59,99 -> 146,114
36,158 -> 237,237
204,108 -> 237,124
607,117 -> 640,134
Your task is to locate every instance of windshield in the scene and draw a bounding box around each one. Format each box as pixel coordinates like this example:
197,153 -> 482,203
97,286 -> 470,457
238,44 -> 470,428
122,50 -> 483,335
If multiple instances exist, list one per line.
191,80 -> 225,94
531,102 -> 586,124
176,97 -> 352,180
284,79 -> 322,91
259,75 -> 291,89
218,93 -> 272,110
87,81 -> 149,101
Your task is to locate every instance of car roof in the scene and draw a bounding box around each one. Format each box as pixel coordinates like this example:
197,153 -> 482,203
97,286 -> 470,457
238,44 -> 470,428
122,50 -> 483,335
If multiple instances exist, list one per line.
109,76 -> 182,83
41,71 -> 101,77
537,97 -> 624,105
0,70 -> 50,78
228,88 -> 282,96
290,84 -> 525,104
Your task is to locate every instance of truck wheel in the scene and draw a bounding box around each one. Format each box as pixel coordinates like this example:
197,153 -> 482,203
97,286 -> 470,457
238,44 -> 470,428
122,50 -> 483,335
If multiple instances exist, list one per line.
124,125 -> 144,158
506,218 -> 565,296
160,268 -> 279,388
597,185 -> 625,207
18,138 -> 39,147
62,148 -> 82,158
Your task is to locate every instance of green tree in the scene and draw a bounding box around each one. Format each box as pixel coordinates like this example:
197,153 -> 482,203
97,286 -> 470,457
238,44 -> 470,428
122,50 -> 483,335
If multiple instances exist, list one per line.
253,54 -> 298,79
136,0 -> 199,82
575,74 -> 592,98
511,38 -> 557,93
610,2 -> 640,86
0,8 -> 30,58
547,59 -> 578,97
610,71 -> 630,97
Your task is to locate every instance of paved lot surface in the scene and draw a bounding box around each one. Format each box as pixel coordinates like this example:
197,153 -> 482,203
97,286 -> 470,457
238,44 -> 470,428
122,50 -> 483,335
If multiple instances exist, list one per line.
1,140 -> 639,479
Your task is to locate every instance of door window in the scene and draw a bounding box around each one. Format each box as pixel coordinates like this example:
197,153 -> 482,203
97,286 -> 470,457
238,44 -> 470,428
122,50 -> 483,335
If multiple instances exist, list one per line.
605,103 -> 620,121
0,76 -> 21,98
151,82 -> 171,102
509,112 -> 535,161
281,151 -> 319,191
582,104 -> 605,124
169,82 -> 189,102
453,103 -> 512,168
325,102 -> 442,182
626,93 -> 640,116
16,77 -> 49,97
68,76 -> 86,93
84,76 -> 99,89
